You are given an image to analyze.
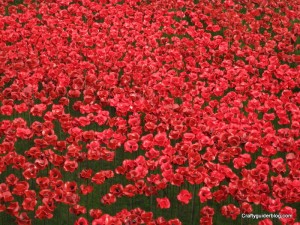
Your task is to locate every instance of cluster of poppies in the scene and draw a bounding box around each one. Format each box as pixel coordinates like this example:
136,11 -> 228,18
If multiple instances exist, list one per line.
0,0 -> 299,224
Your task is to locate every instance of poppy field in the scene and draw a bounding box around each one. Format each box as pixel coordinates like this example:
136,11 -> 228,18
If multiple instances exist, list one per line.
0,0 -> 299,224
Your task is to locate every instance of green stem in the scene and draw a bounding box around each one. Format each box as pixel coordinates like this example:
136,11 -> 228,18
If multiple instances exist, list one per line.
190,184 -> 197,224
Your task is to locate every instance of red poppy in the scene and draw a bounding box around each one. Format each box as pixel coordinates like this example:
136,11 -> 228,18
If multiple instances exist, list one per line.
200,206 -> 215,217
110,184 -> 124,197
63,160 -> 78,173
22,198 -> 37,211
80,185 -> 93,195
240,202 -> 252,214
74,217 -> 88,225
101,193 -> 117,205
91,172 -> 106,185
12,181 -> 30,196
177,190 -> 192,204
198,187 -> 212,203
70,204 -> 86,216
2,190 -> 14,202
6,174 -> 19,186
1,105 -> 13,116
221,204 -> 240,220
279,206 -> 296,224
123,184 -> 137,198
90,209 -> 103,219
156,197 -> 170,209
124,140 -> 139,153
258,219 -> 273,225
168,218 -> 182,225
35,205 -> 53,219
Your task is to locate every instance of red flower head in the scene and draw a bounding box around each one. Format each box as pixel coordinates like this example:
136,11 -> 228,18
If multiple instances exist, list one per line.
49,168 -> 62,181
168,218 -> 182,225
101,193 -> 116,205
92,214 -> 114,225
221,204 -> 240,220
63,160 -> 78,173
154,132 -> 169,147
22,197 -> 37,211
177,189 -> 192,204
279,206 -> 296,224
110,184 -> 124,197
74,217 -> 88,225
123,184 -> 137,198
6,174 -> 19,186
16,212 -> 31,225
12,181 -> 29,196
258,219 -> 273,225
35,205 -> 53,219
90,209 -> 103,219
156,197 -> 170,209
1,105 -> 13,116
70,204 -> 86,216
198,187 -> 212,203
240,202 -> 253,214
80,185 -> 93,195
124,140 -> 139,153
7,202 -> 20,216
271,158 -> 286,174
80,169 -> 93,179
200,206 -> 215,217
141,211 -> 153,223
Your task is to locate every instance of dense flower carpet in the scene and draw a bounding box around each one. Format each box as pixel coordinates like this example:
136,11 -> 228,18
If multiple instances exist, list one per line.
0,0 -> 299,224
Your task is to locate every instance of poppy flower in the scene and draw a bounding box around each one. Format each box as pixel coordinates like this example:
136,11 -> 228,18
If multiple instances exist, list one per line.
240,202 -> 253,214
6,174 -> 19,186
14,103 -> 28,114
258,219 -> 273,225
156,197 -> 170,209
177,190 -> 192,204
123,184 -> 137,198
168,218 -> 182,225
200,206 -> 215,217
110,184 -> 124,197
80,184 -> 93,195
279,206 -> 296,224
70,204 -> 86,216
0,105 -> 13,116
16,212 -> 31,225
92,215 -> 115,225
90,209 -> 103,219
101,193 -> 117,205
35,205 -> 53,219
124,140 -> 139,153
49,168 -> 62,181
12,181 -> 30,196
199,216 -> 213,225
221,204 -> 240,220
198,187 -> 212,203
271,158 -> 286,174
154,132 -> 169,147
63,160 -> 78,172
2,190 -> 14,202
91,172 -> 106,185
74,217 -> 88,225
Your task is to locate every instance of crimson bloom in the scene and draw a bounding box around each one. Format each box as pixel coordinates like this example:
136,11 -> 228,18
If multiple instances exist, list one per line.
74,217 -> 88,225
156,197 -> 171,209
177,190 -> 192,204
198,187 -> 212,203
